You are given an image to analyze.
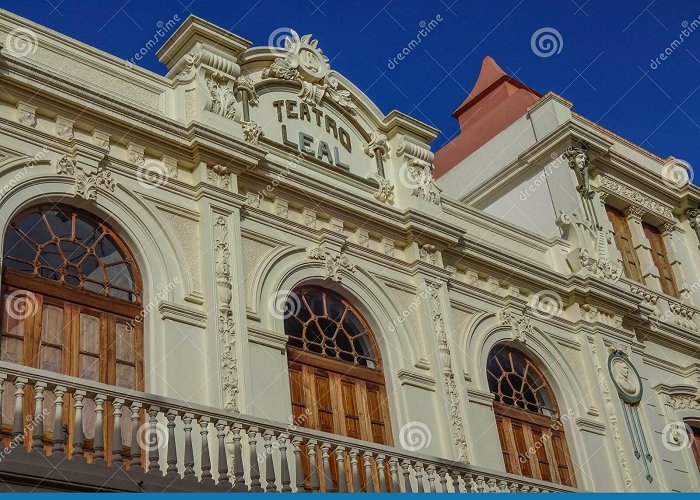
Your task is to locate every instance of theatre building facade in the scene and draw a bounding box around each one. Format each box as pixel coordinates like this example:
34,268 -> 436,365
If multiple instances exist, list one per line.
0,9 -> 699,493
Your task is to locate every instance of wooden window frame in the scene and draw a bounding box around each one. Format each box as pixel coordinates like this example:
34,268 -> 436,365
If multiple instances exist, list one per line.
488,347 -> 576,487
605,205 -> 644,283
1,206 -> 144,462
642,222 -> 679,298
285,286 -> 393,492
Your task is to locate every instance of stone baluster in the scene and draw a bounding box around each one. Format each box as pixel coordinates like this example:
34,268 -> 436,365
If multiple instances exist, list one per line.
389,457 -> 401,492
401,460 -> 412,493
499,479 -> 509,492
72,390 -> 86,459
488,477 -> 498,492
292,436 -> 305,492
166,411 -> 179,478
476,475 -> 486,492
129,402 -> 142,469
349,448 -> 362,492
51,386 -> 67,458
450,470 -> 461,492
510,482 -> 519,493
263,430 -> 277,492
437,467 -> 448,492
215,420 -> 230,486
248,426 -> 263,492
376,454 -> 388,492
427,464 -> 437,492
111,398 -> 124,465
182,413 -> 195,480
363,451 -> 374,493
231,424 -> 247,491
415,462 -> 425,493
93,394 -> 106,464
12,377 -> 27,444
199,417 -> 213,484
31,381 -> 47,451
279,434 -> 292,492
0,374 -> 5,425
335,446 -> 347,493
307,439 -> 320,492
321,442 -> 334,492
146,406 -> 161,475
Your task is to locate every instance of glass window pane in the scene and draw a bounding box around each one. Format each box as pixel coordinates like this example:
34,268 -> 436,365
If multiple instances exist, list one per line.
39,345 -> 62,373
79,314 -> 100,354
116,363 -> 135,388
0,336 -> 23,363
41,305 -> 63,344
79,353 -> 100,381
115,322 -> 134,362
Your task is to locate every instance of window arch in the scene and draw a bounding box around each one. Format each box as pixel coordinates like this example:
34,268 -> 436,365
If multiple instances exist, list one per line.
1,205 -> 144,456
487,345 -> 576,487
284,286 -> 390,443
284,286 -> 392,491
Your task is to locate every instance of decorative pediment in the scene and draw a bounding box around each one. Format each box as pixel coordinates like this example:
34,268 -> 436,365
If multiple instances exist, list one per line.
262,30 -> 356,114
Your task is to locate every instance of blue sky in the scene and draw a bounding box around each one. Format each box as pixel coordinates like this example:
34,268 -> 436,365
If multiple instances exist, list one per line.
3,0 -> 699,170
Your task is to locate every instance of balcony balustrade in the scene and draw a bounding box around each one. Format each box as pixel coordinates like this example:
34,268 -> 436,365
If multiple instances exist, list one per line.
0,361 -> 576,492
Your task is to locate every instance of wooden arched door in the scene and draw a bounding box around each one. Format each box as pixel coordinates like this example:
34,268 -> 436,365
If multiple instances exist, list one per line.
284,286 -> 392,490
487,345 -> 576,487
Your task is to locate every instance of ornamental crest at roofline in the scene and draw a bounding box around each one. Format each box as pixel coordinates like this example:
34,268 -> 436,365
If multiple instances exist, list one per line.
263,30 -> 356,113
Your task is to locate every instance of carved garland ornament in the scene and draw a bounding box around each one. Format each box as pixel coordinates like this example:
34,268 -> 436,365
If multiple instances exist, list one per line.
307,245 -> 355,282
589,338 -> 633,490
214,216 -> 238,410
429,286 -> 468,461
55,155 -> 115,201
498,309 -> 534,343
262,30 -> 356,113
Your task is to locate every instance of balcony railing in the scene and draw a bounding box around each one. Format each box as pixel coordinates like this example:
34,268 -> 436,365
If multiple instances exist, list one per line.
0,361 -> 576,493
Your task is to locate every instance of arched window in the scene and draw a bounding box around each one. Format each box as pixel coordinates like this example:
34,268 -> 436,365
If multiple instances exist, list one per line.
487,346 -> 576,486
284,286 -> 391,445
1,205 -> 143,454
